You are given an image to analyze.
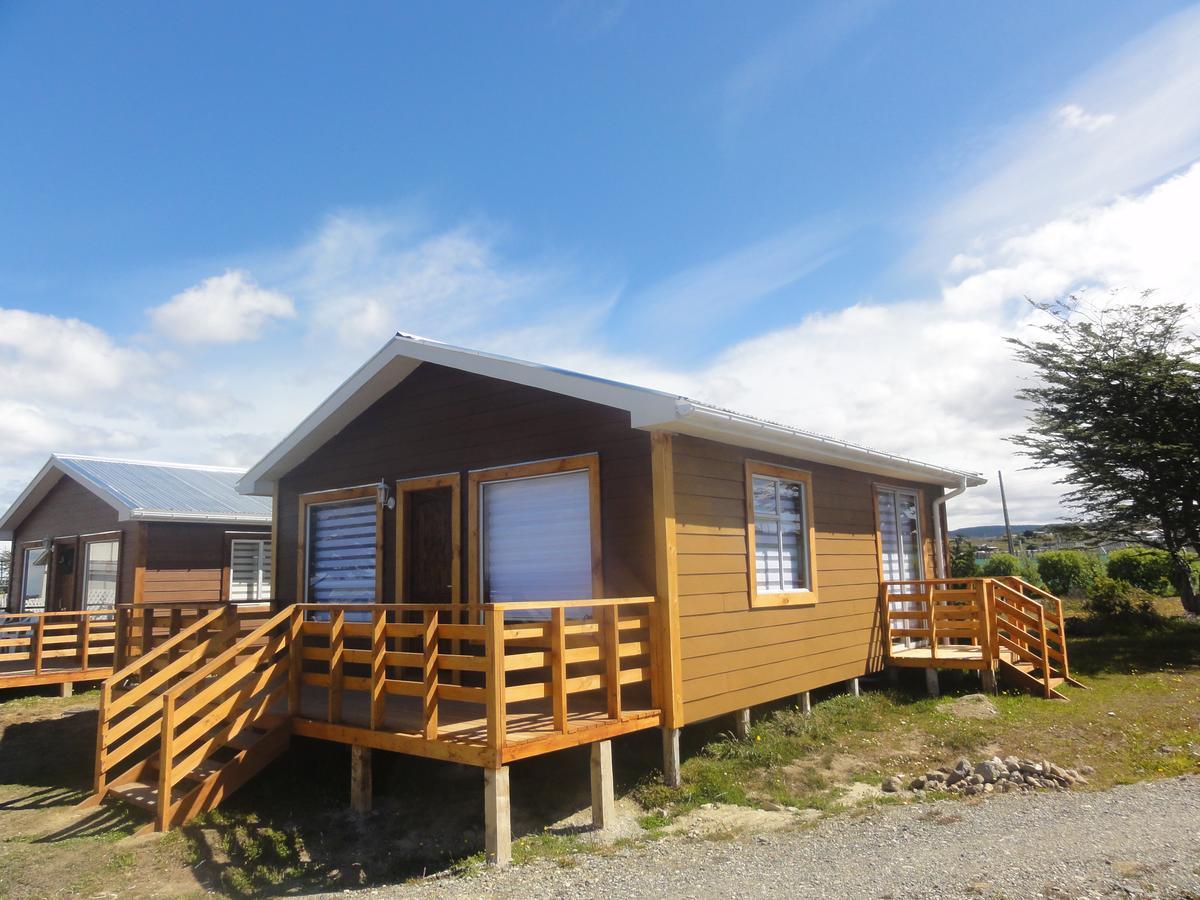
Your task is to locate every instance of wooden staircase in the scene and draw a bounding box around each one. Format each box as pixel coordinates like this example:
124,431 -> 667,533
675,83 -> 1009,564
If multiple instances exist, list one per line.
82,605 -> 293,832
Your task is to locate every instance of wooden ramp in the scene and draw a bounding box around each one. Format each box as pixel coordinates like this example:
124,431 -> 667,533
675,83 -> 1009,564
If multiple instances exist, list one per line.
881,576 -> 1083,700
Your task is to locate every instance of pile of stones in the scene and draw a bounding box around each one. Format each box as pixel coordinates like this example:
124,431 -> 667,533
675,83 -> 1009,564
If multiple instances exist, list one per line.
881,756 -> 1093,797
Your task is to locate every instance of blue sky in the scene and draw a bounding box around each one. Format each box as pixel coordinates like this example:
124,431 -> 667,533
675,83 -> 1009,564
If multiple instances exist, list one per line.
3,0 -> 1200,526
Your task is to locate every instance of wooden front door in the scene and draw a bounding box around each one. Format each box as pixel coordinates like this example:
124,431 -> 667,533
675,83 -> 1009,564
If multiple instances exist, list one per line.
403,487 -> 455,604
50,538 -> 78,611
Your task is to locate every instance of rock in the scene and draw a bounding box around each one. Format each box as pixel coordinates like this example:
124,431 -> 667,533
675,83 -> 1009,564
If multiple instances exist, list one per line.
968,774 -> 985,786
1004,755 -> 1021,771
909,776 -> 927,791
946,771 -> 964,787
1019,761 -> 1043,775
925,770 -> 947,783
976,761 -> 1005,784
1079,764 -> 1095,775
965,784 -> 983,796
762,801 -> 785,811
983,783 -> 994,794
948,694 -> 999,719
953,758 -> 974,776
882,776 -> 903,793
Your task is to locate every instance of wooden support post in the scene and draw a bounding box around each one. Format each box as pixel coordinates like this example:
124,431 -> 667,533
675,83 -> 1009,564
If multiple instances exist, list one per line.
797,691 -> 812,715
846,677 -> 861,697
734,708 -> 750,740
925,667 -> 940,698
59,681 -> 73,698
885,667 -> 899,687
550,607 -> 568,734
484,766 -> 512,868
80,615 -> 91,673
328,608 -> 345,723
287,608 -> 303,717
350,745 -> 372,814
590,740 -> 615,831
32,615 -> 44,676
484,608 -> 506,753
157,694 -> 176,832
980,668 -> 998,694
420,608 -> 438,739
603,605 -> 622,720
92,681 -> 110,796
662,727 -> 681,788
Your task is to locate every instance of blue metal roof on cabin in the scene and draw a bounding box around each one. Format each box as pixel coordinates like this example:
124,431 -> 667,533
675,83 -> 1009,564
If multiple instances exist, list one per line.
57,456 -> 272,520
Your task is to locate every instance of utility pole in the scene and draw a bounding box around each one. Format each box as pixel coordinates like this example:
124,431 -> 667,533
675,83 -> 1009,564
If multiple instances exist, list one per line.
998,470 -> 1015,555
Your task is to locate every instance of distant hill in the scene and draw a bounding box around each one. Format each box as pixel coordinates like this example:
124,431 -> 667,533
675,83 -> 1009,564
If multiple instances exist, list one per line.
951,524 -> 1046,539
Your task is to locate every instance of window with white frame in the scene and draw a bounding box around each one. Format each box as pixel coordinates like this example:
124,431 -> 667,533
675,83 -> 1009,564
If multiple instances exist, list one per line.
481,468 -> 593,619
229,538 -> 272,603
21,546 -> 48,613
748,466 -> 814,600
81,540 -> 120,609
306,499 -> 377,604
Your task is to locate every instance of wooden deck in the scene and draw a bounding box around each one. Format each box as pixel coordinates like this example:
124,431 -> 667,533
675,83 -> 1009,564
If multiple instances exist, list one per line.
0,609 -> 117,689
888,642 -> 988,669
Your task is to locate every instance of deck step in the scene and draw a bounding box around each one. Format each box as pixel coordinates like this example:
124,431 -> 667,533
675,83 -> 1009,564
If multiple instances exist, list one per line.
106,781 -> 160,811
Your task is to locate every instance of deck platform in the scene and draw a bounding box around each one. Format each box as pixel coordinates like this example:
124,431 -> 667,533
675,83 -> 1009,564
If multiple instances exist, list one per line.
887,643 -> 987,670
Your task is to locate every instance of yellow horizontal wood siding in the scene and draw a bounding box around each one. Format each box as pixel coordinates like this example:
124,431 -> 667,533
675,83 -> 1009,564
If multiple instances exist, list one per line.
672,435 -> 941,724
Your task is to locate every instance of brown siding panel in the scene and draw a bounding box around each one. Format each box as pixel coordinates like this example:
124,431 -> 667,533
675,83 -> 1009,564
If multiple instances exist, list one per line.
274,363 -> 656,606
672,434 -> 943,724
142,522 -> 268,604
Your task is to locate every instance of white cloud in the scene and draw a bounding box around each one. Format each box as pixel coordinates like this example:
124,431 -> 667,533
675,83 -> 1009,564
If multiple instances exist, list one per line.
921,4 -> 1200,260
1056,104 -> 1116,133
151,269 -> 296,344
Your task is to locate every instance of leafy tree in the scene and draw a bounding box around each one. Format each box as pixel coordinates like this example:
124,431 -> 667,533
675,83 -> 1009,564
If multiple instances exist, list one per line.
1106,547 -> 1176,595
1036,550 -> 1104,597
1009,293 -> 1200,614
949,537 -> 979,577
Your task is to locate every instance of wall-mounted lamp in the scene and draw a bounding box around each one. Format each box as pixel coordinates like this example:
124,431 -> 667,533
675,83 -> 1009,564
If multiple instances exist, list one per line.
376,479 -> 396,510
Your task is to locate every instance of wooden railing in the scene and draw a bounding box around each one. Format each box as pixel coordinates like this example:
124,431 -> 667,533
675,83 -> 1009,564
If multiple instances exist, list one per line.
0,609 -> 117,680
91,606 -> 240,799
880,578 -> 993,666
290,597 -> 657,755
993,577 -> 1071,697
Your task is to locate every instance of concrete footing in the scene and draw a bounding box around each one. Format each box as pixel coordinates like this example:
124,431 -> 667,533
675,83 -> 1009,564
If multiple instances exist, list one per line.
846,677 -> 861,697
797,691 -> 812,714
662,727 -> 681,787
734,708 -> 751,740
925,668 -> 941,698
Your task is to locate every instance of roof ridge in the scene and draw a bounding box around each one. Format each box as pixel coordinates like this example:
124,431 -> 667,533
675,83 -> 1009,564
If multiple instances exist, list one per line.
53,453 -> 246,474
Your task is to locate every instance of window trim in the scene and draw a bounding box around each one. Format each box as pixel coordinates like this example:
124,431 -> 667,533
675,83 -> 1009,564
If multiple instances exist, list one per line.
394,473 -> 461,606
224,532 -> 272,604
17,539 -> 50,613
79,531 -> 123,610
467,453 -> 602,617
297,485 -> 385,605
744,459 -> 819,608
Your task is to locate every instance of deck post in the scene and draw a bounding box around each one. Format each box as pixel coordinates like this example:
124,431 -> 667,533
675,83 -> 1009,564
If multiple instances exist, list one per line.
734,708 -> 750,740
885,667 -> 899,687
590,740 -> 615,831
58,682 -> 73,698
797,691 -> 812,714
925,667 -> 940,698
980,668 -> 997,694
350,746 -> 372,814
662,727 -> 681,788
484,766 -> 512,868
846,678 -> 860,697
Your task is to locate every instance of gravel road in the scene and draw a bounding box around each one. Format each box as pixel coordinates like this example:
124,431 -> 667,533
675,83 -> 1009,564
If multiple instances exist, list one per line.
356,775 -> 1200,899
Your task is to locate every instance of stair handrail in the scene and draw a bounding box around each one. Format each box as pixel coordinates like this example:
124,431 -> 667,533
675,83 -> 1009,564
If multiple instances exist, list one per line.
155,605 -> 295,829
91,606 -> 236,799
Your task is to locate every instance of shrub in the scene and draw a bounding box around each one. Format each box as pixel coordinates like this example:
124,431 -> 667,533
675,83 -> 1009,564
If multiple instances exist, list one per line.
949,538 -> 979,578
980,553 -> 1020,576
1036,550 -> 1105,597
1106,548 -> 1174,595
1084,576 -> 1163,626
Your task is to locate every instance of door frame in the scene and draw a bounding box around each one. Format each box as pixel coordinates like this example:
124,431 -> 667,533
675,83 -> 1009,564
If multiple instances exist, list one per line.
394,473 -> 461,607
50,536 -> 81,612
873,484 -> 926,584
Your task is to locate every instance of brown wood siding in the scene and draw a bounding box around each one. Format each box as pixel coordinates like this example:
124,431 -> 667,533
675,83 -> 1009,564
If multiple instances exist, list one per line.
672,434 -> 944,724
274,363 -> 656,605
142,522 -> 269,604
7,476 -> 135,609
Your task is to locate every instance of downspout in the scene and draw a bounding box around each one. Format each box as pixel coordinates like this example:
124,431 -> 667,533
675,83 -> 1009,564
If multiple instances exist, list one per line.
932,476 -> 970,578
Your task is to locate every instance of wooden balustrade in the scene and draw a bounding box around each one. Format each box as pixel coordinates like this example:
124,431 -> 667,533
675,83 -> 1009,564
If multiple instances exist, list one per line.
0,609 -> 118,685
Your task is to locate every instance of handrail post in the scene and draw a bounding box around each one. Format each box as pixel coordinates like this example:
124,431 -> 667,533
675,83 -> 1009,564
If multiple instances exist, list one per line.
421,608 -> 438,739
93,680 -> 111,795
550,607 -> 568,734
926,586 -> 937,661
157,693 -> 176,832
328,607 -> 345,723
1037,603 -> 1052,699
288,606 -> 303,717
1055,597 -> 1070,682
485,608 -> 506,755
879,584 -> 891,662
80,613 -> 92,673
114,607 -> 128,670
33,614 -> 44,676
141,606 -> 154,658
603,605 -> 622,720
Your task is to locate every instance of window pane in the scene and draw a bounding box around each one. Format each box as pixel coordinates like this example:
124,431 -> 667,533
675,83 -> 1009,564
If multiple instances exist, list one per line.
231,539 -> 271,603
755,521 -> 781,592
483,470 -> 592,620
781,521 -> 807,590
752,476 -> 777,515
308,501 -> 377,604
22,550 -> 47,612
778,480 -> 804,518
83,541 -> 120,609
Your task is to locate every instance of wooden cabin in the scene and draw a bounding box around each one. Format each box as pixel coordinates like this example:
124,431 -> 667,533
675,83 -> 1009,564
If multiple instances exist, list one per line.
0,455 -> 272,689
85,336 -> 1075,866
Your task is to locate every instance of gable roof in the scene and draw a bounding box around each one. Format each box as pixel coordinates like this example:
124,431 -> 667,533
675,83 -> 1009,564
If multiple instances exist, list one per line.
238,333 -> 987,495
0,454 -> 273,539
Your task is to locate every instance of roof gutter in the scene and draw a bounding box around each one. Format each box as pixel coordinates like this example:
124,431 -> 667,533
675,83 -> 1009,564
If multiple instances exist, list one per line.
932,476 -> 971,578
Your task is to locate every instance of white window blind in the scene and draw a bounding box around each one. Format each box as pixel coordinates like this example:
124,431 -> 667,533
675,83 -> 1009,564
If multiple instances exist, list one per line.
230,539 -> 272,603
752,474 -> 810,593
21,548 -> 47,613
307,500 -> 377,604
481,469 -> 593,619
82,540 -> 120,609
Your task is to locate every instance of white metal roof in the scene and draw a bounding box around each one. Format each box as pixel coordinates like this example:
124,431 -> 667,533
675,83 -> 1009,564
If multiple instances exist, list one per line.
0,454 -> 273,539
238,333 -> 987,495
